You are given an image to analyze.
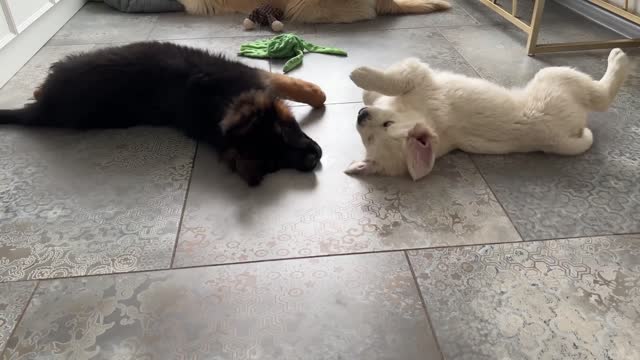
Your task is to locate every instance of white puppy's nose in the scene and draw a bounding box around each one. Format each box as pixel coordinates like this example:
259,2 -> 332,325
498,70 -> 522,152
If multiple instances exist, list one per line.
357,107 -> 369,125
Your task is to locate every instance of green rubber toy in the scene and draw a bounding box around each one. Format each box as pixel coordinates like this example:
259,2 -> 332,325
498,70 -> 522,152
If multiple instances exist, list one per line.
238,33 -> 348,73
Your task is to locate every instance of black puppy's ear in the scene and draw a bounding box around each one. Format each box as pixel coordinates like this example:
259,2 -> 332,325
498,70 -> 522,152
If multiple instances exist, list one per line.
271,99 -> 304,141
221,113 -> 258,136
220,90 -> 277,135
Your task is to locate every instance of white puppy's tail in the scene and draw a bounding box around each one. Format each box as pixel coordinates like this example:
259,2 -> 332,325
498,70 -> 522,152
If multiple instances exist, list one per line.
376,0 -> 451,14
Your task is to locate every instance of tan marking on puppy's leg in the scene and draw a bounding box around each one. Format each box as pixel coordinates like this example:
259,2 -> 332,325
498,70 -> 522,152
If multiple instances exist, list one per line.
263,72 -> 326,108
254,90 -> 271,110
33,86 -> 42,100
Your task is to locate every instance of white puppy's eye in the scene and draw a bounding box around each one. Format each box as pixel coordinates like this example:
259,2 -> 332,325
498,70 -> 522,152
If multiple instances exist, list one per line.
383,121 -> 394,128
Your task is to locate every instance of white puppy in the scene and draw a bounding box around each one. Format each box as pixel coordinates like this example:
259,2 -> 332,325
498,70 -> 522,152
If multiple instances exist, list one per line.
346,48 -> 631,180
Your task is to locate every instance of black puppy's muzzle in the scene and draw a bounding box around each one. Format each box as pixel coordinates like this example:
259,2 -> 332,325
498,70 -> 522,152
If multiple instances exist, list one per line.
297,139 -> 322,171
357,107 -> 369,125
281,128 -> 323,172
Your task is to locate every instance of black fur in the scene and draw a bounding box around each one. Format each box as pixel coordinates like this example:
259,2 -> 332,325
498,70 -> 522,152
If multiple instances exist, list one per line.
0,41 -> 322,186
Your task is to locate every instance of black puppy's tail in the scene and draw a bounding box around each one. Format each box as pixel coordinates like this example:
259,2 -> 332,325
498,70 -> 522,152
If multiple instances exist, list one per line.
0,105 -> 39,125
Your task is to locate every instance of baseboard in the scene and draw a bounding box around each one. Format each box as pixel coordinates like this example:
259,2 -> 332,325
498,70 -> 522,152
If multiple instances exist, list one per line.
0,0 -> 87,88
554,0 -> 640,38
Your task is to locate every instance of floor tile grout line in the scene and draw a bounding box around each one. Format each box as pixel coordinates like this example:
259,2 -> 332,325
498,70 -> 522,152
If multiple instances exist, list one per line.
404,251 -> 445,360
323,100 -> 361,105
452,2 -> 533,28
469,155 -> 526,242
145,18 -> 161,41
148,34 -> 278,43
169,142 -> 199,268
41,23 -> 499,49
313,23 -> 494,34
288,100 -> 362,108
5,230 -> 639,285
0,281 -> 40,358
452,1 -> 485,26
436,26 -> 487,80
524,231 -> 640,242
435,26 -> 528,242
45,36 -> 259,48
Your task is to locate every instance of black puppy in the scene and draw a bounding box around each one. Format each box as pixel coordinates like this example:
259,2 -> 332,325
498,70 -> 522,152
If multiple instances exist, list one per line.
0,41 -> 325,186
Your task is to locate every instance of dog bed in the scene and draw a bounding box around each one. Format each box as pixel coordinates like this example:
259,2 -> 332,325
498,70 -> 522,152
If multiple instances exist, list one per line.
104,0 -> 184,13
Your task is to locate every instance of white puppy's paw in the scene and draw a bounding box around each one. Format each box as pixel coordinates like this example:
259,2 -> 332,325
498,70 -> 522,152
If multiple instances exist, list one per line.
344,160 -> 378,176
350,67 -> 378,89
344,161 -> 368,175
608,48 -> 630,71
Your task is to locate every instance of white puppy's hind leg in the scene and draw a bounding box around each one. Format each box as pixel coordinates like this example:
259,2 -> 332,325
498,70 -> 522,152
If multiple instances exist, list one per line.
577,48 -> 631,112
595,48 -> 631,110
350,58 -> 431,96
528,49 -> 630,112
548,128 -> 594,155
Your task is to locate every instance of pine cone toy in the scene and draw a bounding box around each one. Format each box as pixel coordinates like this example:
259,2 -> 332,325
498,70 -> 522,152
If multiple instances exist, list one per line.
243,4 -> 284,32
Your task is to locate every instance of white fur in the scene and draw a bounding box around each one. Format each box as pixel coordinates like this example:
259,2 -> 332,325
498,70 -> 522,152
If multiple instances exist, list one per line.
347,48 -> 631,179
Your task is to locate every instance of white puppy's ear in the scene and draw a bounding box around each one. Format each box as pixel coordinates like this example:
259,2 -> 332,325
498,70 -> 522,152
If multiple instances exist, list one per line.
405,124 -> 437,181
345,160 -> 378,176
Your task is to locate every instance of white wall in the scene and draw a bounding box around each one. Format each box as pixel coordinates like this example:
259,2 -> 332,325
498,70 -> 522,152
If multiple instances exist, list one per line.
0,0 -> 87,87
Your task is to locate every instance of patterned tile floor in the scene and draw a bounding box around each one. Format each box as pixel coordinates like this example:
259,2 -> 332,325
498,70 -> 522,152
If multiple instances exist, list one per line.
0,1 -> 639,358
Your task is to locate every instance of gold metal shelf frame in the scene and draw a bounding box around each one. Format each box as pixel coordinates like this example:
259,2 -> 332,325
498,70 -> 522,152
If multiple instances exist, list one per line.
478,0 -> 640,55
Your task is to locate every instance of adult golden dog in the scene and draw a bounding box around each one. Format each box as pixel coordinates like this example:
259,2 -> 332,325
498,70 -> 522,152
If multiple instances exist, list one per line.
177,0 -> 451,23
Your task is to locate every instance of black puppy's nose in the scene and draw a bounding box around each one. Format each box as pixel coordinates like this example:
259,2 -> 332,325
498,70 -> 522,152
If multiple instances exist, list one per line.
303,153 -> 320,170
357,107 -> 369,125
297,142 -> 322,172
